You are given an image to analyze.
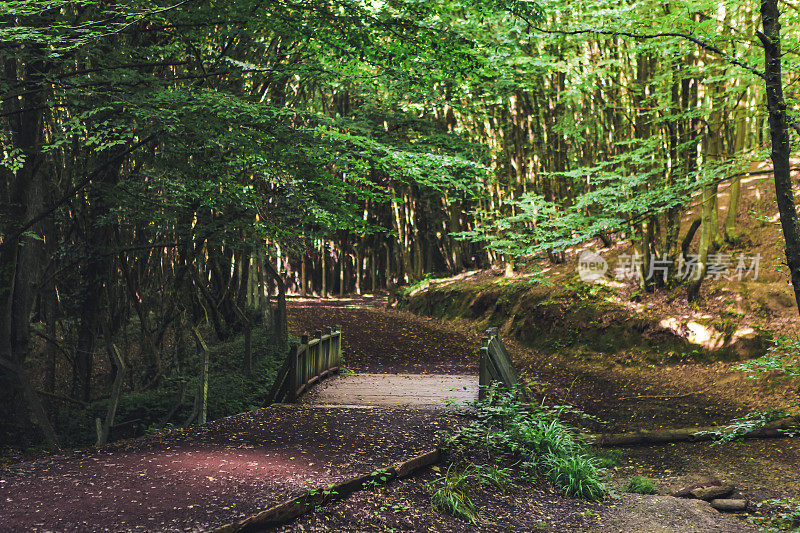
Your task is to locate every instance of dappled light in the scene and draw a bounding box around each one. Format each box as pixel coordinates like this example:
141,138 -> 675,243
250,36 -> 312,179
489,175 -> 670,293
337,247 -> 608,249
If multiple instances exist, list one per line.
2,0 -> 800,530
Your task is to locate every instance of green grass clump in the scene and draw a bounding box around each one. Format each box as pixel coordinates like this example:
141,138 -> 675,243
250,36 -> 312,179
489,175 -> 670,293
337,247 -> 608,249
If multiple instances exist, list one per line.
625,476 -> 658,495
432,386 -> 607,523
428,463 -> 513,524
590,448 -> 624,469
543,454 -> 606,500
428,465 -> 482,524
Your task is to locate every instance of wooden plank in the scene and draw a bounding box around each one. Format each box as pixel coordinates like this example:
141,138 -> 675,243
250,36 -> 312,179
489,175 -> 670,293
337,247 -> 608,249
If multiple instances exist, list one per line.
487,336 -> 521,388
299,374 -> 478,408
394,449 -> 439,478
266,358 -> 291,404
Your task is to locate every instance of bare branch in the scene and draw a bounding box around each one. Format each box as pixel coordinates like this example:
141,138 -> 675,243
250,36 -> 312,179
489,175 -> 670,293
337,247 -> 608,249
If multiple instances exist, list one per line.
533,27 -> 765,80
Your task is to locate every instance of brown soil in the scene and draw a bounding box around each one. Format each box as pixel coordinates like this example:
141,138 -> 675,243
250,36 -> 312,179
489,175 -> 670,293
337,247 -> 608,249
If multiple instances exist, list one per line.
288,295 -> 480,375
611,438 -> 800,503
274,466 -> 605,533
287,300 -> 798,531
0,404 -> 457,532
2,288 -> 796,532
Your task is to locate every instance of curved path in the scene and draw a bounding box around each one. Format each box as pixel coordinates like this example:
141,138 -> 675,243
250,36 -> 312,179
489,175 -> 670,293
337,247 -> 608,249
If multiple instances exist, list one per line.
288,295 -> 480,409
0,296 -> 476,532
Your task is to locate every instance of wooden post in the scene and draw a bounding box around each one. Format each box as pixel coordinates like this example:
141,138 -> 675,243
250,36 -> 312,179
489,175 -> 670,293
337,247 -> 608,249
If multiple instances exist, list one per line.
335,325 -> 342,367
313,330 -> 322,381
287,344 -> 299,402
324,326 -> 333,370
191,327 -> 210,425
95,344 -> 126,446
299,334 -> 308,393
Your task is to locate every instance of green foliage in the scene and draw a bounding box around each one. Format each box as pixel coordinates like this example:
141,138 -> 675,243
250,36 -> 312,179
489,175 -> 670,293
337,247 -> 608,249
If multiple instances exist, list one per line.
428,464 -> 482,524
750,497 -> 800,532
625,476 -> 659,495
737,337 -> 800,397
364,468 -> 393,489
427,463 -> 512,524
712,336 -> 800,444
701,409 -> 794,446
540,453 -> 605,499
444,387 -> 607,501
398,274 -> 437,298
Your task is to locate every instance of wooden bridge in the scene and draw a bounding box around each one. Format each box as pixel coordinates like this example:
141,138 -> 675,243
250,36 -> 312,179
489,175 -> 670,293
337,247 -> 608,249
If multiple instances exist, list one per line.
267,325 -> 523,409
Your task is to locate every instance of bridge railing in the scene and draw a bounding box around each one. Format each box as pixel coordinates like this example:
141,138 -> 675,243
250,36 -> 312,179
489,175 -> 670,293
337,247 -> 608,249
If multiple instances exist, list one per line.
479,327 -> 527,401
267,325 -> 342,404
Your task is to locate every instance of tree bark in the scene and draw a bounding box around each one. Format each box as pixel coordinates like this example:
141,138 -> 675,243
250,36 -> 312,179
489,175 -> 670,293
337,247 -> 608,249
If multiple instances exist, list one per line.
759,0 -> 800,311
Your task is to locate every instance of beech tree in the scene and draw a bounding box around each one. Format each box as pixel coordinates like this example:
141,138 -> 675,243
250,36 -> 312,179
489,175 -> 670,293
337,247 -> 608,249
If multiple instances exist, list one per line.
2,0 -> 798,449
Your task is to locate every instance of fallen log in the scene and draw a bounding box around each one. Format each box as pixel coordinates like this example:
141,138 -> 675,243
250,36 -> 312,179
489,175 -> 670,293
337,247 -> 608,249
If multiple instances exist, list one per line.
208,448 -> 440,533
589,417 -> 798,447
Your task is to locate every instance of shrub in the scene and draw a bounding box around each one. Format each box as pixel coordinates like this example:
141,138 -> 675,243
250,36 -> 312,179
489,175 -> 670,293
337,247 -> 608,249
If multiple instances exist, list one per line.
625,476 -> 658,495
750,497 -> 800,532
56,326 -> 290,446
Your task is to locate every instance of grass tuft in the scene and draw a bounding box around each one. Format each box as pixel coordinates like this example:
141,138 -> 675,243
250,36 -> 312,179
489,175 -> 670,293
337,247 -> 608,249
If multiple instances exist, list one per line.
625,475 -> 658,495
430,386 -> 607,523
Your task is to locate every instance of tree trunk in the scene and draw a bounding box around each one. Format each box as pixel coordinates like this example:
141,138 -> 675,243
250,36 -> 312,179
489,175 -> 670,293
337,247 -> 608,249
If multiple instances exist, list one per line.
759,0 -> 800,311
321,240 -> 328,298
300,253 -> 307,297
263,257 -> 288,347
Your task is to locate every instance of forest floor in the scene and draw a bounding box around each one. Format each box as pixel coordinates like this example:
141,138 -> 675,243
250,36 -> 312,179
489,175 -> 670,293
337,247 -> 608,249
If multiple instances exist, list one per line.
284,296 -> 798,532
1,295 -> 795,532
0,401 -> 457,532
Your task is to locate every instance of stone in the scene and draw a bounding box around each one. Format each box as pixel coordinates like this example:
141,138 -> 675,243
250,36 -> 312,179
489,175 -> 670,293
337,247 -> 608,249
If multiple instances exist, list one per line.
690,485 -> 735,501
673,478 -> 722,498
711,499 -> 747,512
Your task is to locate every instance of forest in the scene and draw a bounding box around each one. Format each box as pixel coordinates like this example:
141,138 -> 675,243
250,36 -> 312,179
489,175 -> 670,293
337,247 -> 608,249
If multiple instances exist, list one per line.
2,0 -> 800,524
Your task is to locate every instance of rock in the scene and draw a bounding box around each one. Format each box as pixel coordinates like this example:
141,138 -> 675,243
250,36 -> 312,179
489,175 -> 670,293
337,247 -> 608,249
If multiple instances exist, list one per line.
600,494 -> 758,532
673,478 -> 722,498
690,484 -> 735,500
711,499 -> 747,512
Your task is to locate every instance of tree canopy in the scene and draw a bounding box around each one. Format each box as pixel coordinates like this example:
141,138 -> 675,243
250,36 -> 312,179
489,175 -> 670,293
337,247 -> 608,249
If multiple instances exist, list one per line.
2,0 -> 799,448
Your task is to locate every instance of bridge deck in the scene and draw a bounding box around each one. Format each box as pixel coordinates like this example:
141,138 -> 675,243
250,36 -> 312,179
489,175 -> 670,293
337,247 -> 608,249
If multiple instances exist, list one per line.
299,373 -> 479,409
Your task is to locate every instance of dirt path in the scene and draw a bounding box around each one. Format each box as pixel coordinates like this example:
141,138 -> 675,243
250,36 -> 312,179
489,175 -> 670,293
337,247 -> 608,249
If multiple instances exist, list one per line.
2,297 -> 793,532
288,295 -> 479,375
0,405 -> 456,532
0,296 -> 477,533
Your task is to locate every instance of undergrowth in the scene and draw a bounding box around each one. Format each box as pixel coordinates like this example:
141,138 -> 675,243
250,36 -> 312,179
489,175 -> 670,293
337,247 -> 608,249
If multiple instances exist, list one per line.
430,386 -> 607,524
427,463 -> 512,524
705,336 -> 800,445
56,326 -> 289,446
750,497 -> 800,532
625,476 -> 658,495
